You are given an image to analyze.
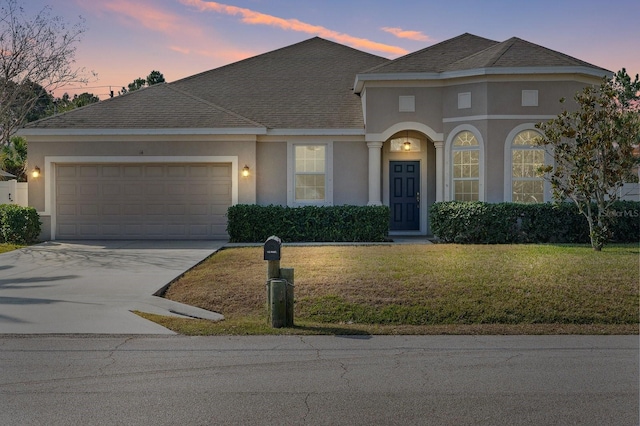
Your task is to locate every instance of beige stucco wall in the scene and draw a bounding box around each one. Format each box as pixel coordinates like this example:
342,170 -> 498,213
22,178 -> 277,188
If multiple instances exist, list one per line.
365,76 -> 598,205
256,141 -> 287,206
364,86 -> 444,135
333,141 -> 368,206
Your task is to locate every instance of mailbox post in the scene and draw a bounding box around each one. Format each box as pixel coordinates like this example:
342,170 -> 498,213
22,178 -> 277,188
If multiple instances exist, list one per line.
264,236 -> 294,328
264,235 -> 281,281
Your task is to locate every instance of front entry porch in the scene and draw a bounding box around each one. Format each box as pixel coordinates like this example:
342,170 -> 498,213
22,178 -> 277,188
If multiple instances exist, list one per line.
366,124 -> 443,236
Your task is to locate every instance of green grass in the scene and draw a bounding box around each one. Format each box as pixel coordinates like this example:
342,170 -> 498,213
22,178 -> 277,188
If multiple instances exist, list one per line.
0,243 -> 23,254
146,244 -> 640,335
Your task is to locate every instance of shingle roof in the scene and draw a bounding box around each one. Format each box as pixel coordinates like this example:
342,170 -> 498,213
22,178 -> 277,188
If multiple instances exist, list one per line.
442,37 -> 608,72
23,34 -> 608,132
361,33 -> 608,75
170,37 -> 389,129
24,83 -> 264,129
25,37 -> 389,131
361,33 -> 499,74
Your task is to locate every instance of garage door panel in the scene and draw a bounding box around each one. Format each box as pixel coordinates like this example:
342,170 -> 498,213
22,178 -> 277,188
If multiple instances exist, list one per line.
167,183 -> 187,195
80,205 -> 99,216
190,166 -> 208,178
102,166 -> 121,177
58,166 -> 77,178
168,166 -> 187,177
58,204 -> 77,215
145,184 -> 164,195
102,204 -> 121,215
56,163 -> 231,240
80,184 -> 99,196
80,166 -> 99,178
103,184 -> 121,196
167,204 -> 186,215
123,166 -> 143,177
124,185 -> 144,196
189,204 -> 208,215
79,224 -> 100,236
145,166 -> 163,178
102,224 -> 121,236
57,183 -> 77,196
146,204 -> 165,215
127,205 -> 144,215
189,184 -> 209,196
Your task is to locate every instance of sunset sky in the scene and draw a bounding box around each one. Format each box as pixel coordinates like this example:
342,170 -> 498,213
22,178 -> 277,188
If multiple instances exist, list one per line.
23,0 -> 640,98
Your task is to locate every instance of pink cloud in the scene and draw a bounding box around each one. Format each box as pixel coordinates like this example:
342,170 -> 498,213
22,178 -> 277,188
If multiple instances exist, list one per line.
381,27 -> 432,42
180,0 -> 408,56
83,0 -> 202,38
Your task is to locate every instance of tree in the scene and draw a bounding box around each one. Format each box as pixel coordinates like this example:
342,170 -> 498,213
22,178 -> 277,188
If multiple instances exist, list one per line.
51,92 -> 99,114
119,70 -> 165,95
146,70 -> 165,86
536,69 -> 640,251
1,135 -> 27,181
0,0 -> 88,145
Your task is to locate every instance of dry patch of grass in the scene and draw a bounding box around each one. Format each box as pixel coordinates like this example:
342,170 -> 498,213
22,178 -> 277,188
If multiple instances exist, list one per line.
158,244 -> 639,335
0,243 -> 23,254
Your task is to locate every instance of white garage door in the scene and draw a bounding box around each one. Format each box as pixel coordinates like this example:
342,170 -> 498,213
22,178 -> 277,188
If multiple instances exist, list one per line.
56,163 -> 232,239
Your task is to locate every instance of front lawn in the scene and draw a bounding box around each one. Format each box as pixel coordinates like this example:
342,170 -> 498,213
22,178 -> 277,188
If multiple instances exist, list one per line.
0,243 -> 22,254
143,244 -> 639,335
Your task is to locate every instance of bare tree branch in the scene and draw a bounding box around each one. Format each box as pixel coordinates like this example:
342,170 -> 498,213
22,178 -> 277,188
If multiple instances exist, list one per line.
0,0 -> 89,144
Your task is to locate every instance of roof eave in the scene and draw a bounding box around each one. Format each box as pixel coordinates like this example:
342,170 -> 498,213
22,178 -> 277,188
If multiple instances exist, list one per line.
354,66 -> 612,93
17,127 -> 269,137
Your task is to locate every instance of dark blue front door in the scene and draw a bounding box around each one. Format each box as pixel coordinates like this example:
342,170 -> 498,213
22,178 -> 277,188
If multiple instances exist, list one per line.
390,161 -> 420,231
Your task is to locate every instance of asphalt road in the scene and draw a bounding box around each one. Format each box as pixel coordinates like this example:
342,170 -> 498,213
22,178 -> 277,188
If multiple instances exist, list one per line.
0,335 -> 637,425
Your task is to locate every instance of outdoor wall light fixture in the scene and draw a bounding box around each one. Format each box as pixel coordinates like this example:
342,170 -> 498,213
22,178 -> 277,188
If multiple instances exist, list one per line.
403,131 -> 412,151
242,165 -> 250,177
31,166 -> 41,178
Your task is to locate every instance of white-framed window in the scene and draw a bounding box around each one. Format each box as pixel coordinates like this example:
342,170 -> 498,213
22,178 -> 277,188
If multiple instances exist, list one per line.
288,142 -> 333,206
509,129 -> 545,203
451,131 -> 480,201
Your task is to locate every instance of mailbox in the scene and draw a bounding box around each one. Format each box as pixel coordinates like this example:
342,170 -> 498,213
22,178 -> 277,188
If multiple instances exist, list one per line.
264,235 -> 282,260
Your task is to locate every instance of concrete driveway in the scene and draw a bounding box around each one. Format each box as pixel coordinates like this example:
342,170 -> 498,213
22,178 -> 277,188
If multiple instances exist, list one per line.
0,240 -> 226,334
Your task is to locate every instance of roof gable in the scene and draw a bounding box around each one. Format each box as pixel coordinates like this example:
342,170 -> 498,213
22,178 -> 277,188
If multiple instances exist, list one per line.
171,37 -> 389,129
443,37 -> 609,71
362,33 -> 499,74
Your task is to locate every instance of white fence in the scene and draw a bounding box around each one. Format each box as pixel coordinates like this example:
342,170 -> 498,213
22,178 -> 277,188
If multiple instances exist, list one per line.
0,180 -> 28,206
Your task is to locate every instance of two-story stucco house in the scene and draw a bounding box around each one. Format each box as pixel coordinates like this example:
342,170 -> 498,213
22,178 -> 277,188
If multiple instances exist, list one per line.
20,33 -> 610,240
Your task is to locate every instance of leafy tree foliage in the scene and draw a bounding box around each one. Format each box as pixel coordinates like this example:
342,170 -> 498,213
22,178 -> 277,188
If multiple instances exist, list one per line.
536,69 -> 640,251
119,70 -> 165,95
146,70 -> 165,86
0,135 -> 27,181
51,92 -> 100,114
0,0 -> 88,145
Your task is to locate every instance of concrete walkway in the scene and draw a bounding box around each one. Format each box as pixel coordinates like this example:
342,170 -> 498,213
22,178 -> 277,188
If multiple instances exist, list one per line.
0,240 -> 225,334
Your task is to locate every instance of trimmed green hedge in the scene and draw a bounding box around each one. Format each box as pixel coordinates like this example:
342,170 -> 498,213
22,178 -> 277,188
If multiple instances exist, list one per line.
429,201 -> 639,244
227,204 -> 390,243
0,204 -> 41,244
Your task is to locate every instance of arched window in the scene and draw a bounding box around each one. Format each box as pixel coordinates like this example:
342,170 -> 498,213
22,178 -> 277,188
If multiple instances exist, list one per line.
452,131 -> 479,201
511,129 -> 544,203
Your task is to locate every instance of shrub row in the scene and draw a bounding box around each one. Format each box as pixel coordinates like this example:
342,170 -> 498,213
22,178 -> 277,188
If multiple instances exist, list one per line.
429,201 -> 639,244
0,204 -> 41,244
227,204 -> 390,243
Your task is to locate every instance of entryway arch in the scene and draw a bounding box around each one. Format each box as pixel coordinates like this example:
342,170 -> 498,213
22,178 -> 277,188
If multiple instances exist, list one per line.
367,122 -> 442,235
